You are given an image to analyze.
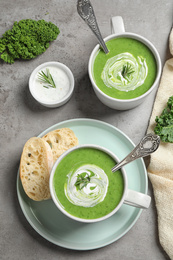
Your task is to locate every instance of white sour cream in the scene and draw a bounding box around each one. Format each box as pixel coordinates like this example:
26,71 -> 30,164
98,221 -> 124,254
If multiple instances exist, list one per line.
64,164 -> 109,208
33,66 -> 70,103
101,52 -> 148,92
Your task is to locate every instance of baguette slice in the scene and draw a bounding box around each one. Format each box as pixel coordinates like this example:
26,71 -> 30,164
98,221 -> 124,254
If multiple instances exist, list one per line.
42,128 -> 78,163
20,137 -> 53,201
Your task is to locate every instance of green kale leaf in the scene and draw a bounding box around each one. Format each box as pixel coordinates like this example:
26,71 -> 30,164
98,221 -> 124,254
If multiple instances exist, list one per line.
0,19 -> 60,64
154,96 -> 173,142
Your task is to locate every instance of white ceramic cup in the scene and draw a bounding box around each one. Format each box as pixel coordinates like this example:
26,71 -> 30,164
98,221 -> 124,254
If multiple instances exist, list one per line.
49,144 -> 151,223
88,16 -> 162,110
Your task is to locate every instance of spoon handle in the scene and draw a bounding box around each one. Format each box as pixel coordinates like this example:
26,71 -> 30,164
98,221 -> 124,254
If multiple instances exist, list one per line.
111,133 -> 160,172
77,0 -> 109,54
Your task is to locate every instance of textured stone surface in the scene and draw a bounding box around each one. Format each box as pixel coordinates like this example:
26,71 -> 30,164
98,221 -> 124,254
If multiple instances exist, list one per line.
0,0 -> 172,259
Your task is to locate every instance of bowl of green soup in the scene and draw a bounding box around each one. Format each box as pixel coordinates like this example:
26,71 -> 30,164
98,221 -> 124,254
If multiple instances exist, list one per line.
88,16 -> 162,110
49,144 -> 151,223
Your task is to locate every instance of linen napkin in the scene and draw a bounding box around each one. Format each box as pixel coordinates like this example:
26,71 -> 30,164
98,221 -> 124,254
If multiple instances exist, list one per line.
147,28 -> 173,260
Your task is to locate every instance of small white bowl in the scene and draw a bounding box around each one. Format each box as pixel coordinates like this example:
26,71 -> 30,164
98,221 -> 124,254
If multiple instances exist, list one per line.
29,61 -> 74,108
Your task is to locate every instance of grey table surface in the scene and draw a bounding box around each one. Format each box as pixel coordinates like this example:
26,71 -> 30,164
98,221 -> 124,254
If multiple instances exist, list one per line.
0,0 -> 172,259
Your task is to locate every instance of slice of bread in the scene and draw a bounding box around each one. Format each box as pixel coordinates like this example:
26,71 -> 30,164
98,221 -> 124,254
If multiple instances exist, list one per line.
20,137 -> 53,201
42,128 -> 78,163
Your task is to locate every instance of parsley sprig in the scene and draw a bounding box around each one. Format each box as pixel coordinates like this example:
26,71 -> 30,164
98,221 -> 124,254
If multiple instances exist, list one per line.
38,68 -> 56,88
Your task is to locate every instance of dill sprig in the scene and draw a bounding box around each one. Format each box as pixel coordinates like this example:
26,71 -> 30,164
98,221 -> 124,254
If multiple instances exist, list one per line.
121,62 -> 135,79
38,68 -> 56,88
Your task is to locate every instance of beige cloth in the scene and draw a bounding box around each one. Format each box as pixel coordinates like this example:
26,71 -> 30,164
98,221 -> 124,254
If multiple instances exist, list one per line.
147,29 -> 173,259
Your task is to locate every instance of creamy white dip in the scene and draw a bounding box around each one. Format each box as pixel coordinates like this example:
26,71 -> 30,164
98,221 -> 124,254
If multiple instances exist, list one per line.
33,66 -> 70,103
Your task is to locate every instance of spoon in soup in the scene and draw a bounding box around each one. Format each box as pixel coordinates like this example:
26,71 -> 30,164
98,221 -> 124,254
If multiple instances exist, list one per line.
77,0 -> 109,54
111,133 -> 160,172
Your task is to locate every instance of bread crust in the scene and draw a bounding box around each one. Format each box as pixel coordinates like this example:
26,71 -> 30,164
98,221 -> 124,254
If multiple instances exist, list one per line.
20,137 -> 53,201
42,128 -> 78,163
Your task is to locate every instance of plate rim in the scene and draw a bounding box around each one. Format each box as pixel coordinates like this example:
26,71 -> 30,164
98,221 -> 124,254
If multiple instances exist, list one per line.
17,118 -> 148,250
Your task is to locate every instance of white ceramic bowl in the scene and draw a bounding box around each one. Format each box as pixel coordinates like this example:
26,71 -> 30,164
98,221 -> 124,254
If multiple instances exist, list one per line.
49,144 -> 151,223
29,61 -> 74,108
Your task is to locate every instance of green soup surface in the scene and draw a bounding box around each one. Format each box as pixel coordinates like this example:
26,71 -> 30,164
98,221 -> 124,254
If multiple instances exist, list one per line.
53,148 -> 124,219
93,37 -> 157,99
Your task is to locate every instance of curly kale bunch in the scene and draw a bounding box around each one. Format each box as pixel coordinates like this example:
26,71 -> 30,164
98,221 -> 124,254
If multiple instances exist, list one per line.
154,96 -> 173,142
0,19 -> 60,64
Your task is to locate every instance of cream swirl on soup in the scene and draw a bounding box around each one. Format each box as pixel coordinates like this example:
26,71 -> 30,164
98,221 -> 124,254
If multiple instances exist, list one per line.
64,164 -> 108,207
101,52 -> 148,91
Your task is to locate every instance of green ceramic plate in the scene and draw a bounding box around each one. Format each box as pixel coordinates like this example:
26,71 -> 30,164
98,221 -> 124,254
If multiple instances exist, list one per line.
17,118 -> 148,250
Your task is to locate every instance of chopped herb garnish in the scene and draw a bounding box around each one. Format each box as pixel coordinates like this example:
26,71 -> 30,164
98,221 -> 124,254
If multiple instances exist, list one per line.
75,173 -> 91,190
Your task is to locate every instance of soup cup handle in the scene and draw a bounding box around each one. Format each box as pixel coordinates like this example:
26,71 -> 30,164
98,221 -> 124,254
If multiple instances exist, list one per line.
111,16 -> 125,34
124,189 -> 151,209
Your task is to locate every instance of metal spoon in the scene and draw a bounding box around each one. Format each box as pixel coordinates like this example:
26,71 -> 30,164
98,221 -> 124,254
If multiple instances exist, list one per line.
77,0 -> 109,54
111,133 -> 160,172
